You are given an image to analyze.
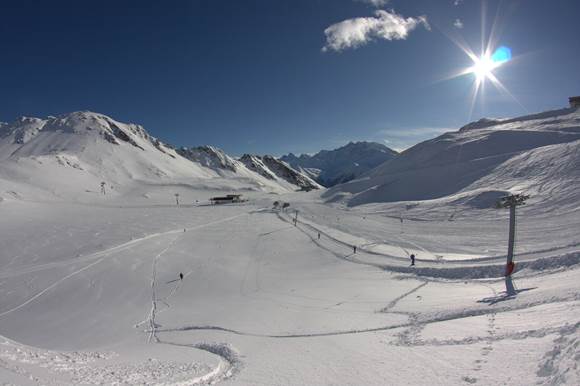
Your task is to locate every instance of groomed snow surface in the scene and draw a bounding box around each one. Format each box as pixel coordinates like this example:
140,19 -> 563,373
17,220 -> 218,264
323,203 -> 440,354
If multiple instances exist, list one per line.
0,187 -> 578,385
1,107 -> 579,385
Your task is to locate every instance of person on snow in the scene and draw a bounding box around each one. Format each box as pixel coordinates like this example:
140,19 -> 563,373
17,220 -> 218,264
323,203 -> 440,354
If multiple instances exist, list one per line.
410,254 -> 416,266
179,272 -> 184,280
353,245 -> 357,254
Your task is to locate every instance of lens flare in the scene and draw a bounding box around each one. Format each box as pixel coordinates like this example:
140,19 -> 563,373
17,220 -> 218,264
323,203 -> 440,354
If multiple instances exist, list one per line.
491,46 -> 512,64
435,1 -> 525,118
469,46 -> 511,83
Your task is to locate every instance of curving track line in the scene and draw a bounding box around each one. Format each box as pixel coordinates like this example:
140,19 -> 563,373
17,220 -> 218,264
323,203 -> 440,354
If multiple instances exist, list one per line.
153,293 -> 579,340
0,212 -> 251,319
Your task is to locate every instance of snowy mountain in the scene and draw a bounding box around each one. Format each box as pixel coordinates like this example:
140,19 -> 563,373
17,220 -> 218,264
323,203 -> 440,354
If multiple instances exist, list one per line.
281,141 -> 398,187
1,110 -> 579,386
323,107 -> 580,211
239,154 -> 321,191
0,112 -> 318,200
176,145 -> 239,173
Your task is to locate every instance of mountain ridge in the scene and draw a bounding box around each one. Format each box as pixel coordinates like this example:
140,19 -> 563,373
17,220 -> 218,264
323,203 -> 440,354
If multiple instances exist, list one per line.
280,141 -> 398,187
0,111 -> 320,200
323,106 -> 580,212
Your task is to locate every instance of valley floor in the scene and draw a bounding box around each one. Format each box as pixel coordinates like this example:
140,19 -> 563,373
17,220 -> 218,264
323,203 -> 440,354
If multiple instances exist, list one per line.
0,190 -> 578,385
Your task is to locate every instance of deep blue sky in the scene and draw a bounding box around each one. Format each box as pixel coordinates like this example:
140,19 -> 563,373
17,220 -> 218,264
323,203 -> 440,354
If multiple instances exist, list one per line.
1,0 -> 579,155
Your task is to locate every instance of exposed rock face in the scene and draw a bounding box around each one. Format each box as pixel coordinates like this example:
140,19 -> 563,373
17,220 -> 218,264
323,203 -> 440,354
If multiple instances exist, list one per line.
281,141 -> 398,187
177,146 -> 239,172
239,154 -> 321,191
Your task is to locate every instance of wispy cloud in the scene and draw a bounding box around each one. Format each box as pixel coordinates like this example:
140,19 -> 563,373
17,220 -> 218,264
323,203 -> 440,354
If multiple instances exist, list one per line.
453,0 -> 463,6
453,18 -> 464,29
356,0 -> 390,7
376,127 -> 451,152
322,10 -> 430,52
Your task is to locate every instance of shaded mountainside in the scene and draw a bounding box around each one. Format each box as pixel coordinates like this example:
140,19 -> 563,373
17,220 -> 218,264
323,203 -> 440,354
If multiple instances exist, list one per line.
177,145 -> 239,173
323,107 -> 580,211
239,154 -> 321,191
281,141 -> 397,187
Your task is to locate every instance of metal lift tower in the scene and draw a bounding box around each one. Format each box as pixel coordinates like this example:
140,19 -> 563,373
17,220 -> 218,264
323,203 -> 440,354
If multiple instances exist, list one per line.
496,193 -> 529,295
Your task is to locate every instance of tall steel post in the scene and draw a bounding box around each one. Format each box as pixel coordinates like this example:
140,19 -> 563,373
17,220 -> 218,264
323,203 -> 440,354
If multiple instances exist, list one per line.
495,193 -> 529,296
507,205 -> 516,265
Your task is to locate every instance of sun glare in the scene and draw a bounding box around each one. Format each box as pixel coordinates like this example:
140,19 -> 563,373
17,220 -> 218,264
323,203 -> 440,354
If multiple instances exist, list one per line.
470,55 -> 497,82
469,46 -> 511,84
441,29 -> 521,117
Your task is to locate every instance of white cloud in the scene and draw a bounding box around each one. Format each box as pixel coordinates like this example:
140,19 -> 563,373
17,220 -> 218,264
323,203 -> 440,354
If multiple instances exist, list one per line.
356,0 -> 390,7
453,0 -> 463,5
453,18 -> 464,29
376,127 -> 451,151
323,10 -> 430,52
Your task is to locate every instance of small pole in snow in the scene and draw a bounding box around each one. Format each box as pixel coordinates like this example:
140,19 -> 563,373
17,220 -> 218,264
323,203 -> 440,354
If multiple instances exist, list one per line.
294,210 -> 298,226
495,193 -> 529,296
175,193 -> 180,206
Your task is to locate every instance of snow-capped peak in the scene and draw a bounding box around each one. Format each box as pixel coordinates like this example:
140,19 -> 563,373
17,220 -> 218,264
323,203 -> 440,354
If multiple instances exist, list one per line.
0,111 -> 323,200
177,145 -> 239,173
239,154 -> 321,191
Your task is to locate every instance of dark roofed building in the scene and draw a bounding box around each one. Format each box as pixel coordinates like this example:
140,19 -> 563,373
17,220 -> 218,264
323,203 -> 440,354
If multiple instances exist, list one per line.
210,194 -> 244,204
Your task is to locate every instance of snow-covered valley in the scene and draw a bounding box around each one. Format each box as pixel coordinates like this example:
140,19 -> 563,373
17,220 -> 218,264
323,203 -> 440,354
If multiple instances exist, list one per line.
0,186 -> 578,385
1,108 -> 579,385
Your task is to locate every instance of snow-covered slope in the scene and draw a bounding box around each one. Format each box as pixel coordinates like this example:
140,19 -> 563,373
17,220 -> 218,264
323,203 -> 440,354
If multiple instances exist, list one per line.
177,146 -> 239,173
281,141 -> 398,187
0,112 -> 216,198
1,111 -> 579,385
0,112 -> 315,200
324,107 -> 580,211
239,154 -> 322,191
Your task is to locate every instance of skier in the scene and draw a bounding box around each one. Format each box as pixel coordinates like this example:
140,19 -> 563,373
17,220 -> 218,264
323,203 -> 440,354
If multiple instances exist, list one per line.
353,245 -> 357,254
179,272 -> 184,280
410,254 -> 416,266
317,232 -> 321,240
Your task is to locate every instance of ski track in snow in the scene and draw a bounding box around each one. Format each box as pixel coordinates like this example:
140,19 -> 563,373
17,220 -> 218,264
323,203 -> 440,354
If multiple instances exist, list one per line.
0,211 -> 254,385
148,210 -> 579,371
135,212 -> 252,384
0,257 -> 106,318
277,210 -> 580,281
1,207 -> 578,384
379,281 -> 429,313
0,212 -> 251,320
153,296 -> 579,341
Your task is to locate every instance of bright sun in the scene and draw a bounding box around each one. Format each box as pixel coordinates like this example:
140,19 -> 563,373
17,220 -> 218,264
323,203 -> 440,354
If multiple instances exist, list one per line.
470,55 -> 498,82
467,46 -> 512,84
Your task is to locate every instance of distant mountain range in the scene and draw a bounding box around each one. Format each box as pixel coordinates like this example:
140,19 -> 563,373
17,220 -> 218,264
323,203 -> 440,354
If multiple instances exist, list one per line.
177,146 -> 321,191
0,112 -> 320,201
281,141 -> 398,187
3,107 -> 579,213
